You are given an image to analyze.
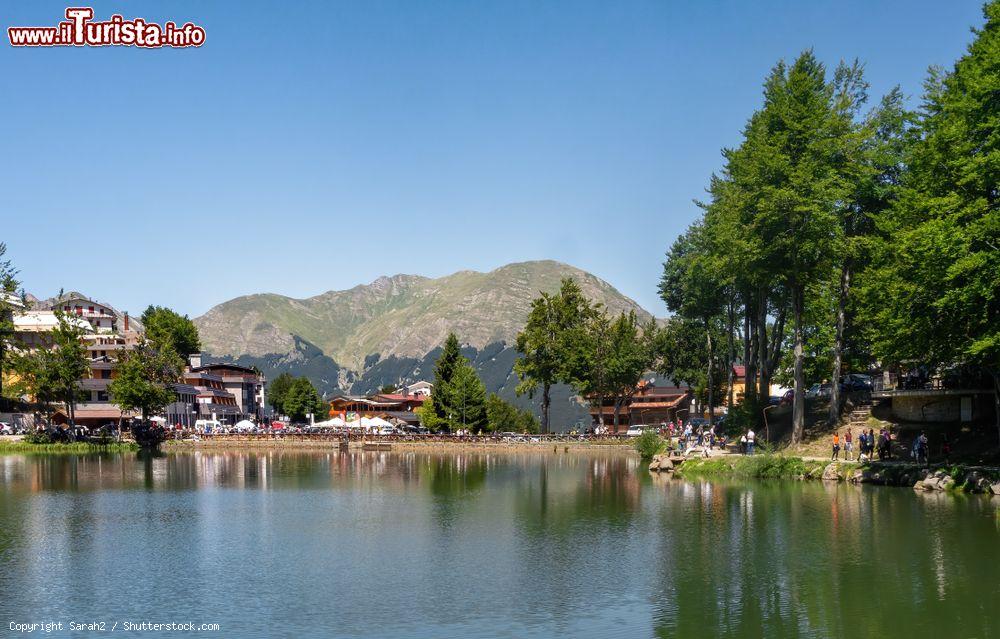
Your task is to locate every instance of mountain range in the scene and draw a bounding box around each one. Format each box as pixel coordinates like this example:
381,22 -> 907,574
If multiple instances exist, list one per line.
194,260 -> 654,427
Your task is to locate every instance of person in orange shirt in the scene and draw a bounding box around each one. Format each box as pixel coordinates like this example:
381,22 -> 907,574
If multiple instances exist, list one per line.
832,432 -> 841,460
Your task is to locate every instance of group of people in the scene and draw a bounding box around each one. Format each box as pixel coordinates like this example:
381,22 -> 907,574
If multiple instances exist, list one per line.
667,421 -> 729,455
832,427 -> 938,464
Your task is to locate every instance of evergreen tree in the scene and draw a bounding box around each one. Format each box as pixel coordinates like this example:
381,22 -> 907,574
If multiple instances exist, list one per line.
431,333 -> 462,421
446,362 -> 487,432
871,1 -> 1000,441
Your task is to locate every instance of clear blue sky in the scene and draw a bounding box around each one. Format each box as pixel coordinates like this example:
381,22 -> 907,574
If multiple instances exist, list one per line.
1,0 -> 985,318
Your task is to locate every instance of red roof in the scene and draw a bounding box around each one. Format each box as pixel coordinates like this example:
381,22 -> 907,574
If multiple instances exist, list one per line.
375,394 -> 428,403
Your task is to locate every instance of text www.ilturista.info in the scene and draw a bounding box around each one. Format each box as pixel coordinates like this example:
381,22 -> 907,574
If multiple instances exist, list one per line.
8,7 -> 205,48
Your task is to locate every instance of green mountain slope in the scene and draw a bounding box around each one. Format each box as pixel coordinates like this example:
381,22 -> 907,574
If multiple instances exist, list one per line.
195,260 -> 652,371
195,260 -> 653,428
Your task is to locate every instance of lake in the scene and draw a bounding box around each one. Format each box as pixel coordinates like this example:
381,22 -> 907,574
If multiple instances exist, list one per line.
1,449 -> 998,638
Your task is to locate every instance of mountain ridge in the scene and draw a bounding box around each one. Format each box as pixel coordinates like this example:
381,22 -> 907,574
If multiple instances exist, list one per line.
194,260 -> 653,427
195,260 -> 652,371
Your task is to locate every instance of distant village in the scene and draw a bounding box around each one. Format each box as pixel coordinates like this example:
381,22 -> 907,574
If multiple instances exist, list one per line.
2,292 -> 447,432
4,290 -> 991,439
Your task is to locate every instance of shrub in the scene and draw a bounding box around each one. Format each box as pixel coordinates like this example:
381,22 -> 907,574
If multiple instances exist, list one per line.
22,430 -> 53,444
635,431 -> 665,459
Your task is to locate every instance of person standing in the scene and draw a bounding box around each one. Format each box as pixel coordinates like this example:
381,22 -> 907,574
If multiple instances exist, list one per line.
739,433 -> 747,455
844,428 -> 853,461
746,428 -> 756,455
917,431 -> 929,466
832,432 -> 840,461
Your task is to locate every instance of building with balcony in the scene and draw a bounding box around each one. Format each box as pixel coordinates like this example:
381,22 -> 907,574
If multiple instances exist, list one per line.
328,390 -> 430,425
187,360 -> 265,422
587,380 -> 693,433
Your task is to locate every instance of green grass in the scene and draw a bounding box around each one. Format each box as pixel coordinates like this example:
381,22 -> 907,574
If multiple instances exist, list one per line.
0,441 -> 139,454
678,454 -> 842,480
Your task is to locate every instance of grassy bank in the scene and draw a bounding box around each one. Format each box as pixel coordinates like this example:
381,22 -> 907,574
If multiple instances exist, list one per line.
677,454 -> 852,480
675,453 -> 1000,495
0,441 -> 139,454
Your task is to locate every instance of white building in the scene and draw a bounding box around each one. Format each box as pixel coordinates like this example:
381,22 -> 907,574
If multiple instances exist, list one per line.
396,381 -> 433,397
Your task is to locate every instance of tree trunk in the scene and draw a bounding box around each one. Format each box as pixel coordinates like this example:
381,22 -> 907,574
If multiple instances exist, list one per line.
767,306 -> 786,376
0,341 -> 5,407
706,318 -> 715,430
757,289 -> 770,401
791,285 -> 806,444
744,292 -> 757,405
727,297 -> 736,410
597,393 -> 606,429
541,383 -> 550,434
613,399 -> 622,428
828,263 -> 850,426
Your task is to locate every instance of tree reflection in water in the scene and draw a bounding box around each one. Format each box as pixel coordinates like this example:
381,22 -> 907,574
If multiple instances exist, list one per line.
0,450 -> 997,638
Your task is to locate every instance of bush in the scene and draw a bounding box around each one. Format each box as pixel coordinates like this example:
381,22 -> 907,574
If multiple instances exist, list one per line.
22,430 -> 53,444
130,421 -> 168,448
635,431 -> 665,459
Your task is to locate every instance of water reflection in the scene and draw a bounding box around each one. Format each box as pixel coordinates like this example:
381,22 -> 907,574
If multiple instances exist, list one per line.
0,450 -> 997,639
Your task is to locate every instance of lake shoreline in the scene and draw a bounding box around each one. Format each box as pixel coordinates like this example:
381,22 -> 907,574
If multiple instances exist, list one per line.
161,438 -> 636,454
673,454 -> 1000,495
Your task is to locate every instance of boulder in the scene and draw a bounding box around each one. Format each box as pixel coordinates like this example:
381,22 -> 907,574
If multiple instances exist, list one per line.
822,463 -> 843,482
648,454 -> 676,472
847,469 -> 865,484
965,471 -> 993,494
939,476 -> 956,491
989,482 -> 1000,495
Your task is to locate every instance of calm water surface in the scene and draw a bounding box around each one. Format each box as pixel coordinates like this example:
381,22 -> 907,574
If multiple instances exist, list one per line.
0,450 -> 998,638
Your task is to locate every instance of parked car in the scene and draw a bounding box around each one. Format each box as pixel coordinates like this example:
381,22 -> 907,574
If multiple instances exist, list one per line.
805,383 -> 835,399
626,424 -> 650,437
841,373 -> 873,392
